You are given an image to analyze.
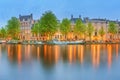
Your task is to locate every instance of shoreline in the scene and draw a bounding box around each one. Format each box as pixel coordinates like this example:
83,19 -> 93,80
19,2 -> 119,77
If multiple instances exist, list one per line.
0,41 -> 120,45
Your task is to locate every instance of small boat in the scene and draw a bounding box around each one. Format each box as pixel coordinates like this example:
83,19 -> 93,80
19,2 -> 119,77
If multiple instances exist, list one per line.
7,40 -> 19,44
35,41 -> 44,45
21,41 -> 28,45
0,40 -> 7,44
52,41 -> 67,45
67,40 -> 85,44
47,40 -> 68,45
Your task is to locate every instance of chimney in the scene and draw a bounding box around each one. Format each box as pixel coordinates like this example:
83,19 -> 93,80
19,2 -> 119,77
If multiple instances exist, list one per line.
71,14 -> 73,19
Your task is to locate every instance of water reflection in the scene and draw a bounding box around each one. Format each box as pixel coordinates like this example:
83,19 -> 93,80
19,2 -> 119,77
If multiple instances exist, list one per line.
5,44 -> 120,69
91,45 -> 100,68
17,44 -> 21,66
78,45 -> 84,64
116,44 -> 119,59
0,45 -> 1,58
107,44 -> 112,69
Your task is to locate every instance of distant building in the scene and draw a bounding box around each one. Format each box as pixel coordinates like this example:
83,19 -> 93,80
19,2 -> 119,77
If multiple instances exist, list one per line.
70,15 -> 82,30
19,14 -> 34,40
18,14 -> 120,41
70,15 -> 120,40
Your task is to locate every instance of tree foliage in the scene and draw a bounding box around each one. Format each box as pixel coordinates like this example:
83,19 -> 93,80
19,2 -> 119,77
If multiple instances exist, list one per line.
108,22 -> 117,35
0,27 -> 7,39
6,17 -> 20,39
99,26 -> 105,40
60,18 -> 71,35
99,26 -> 105,37
39,11 -> 58,36
74,19 -> 86,39
87,22 -> 94,41
31,22 -> 40,35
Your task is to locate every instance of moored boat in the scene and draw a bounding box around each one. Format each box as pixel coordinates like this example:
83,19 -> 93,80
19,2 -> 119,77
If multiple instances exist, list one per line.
0,40 -> 7,44
7,40 -> 19,44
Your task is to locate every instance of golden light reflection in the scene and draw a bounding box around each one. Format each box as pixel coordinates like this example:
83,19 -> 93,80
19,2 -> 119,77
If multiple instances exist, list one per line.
44,45 -> 47,60
54,45 -> 60,63
116,44 -> 118,59
96,45 -> 100,66
68,45 -> 73,64
17,44 -> 21,66
43,45 -> 55,64
78,45 -> 84,64
107,44 -> 112,69
5,43 -> 119,69
48,46 -> 52,63
92,45 -> 96,67
37,46 -> 40,60
91,45 -> 100,68
0,45 -> 1,58
7,45 -> 13,62
25,45 -> 31,60
73,45 -> 77,62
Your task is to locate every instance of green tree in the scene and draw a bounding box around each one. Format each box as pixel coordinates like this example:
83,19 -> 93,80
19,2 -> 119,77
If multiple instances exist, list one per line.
108,22 -> 117,40
39,11 -> 58,40
99,26 -> 105,41
31,22 -> 40,40
60,18 -> 71,40
87,22 -> 94,41
74,19 -> 86,40
6,17 -> 20,39
0,27 -> 7,39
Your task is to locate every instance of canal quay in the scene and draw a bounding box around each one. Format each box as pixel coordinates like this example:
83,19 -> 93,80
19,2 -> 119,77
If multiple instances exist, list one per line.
0,44 -> 120,80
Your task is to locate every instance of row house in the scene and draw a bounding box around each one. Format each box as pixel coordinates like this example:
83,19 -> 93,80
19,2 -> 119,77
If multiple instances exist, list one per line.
71,15 -> 120,41
18,14 -> 120,41
19,14 -> 34,40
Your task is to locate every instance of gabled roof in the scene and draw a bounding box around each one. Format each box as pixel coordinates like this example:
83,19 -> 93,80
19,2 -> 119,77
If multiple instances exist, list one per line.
19,14 -> 33,21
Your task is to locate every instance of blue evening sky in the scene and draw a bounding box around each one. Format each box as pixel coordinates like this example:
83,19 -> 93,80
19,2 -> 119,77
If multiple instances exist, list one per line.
0,0 -> 120,27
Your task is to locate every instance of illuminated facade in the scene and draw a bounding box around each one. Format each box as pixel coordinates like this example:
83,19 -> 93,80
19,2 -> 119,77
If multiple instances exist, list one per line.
18,14 -> 120,41
19,14 -> 34,40
71,15 -> 120,41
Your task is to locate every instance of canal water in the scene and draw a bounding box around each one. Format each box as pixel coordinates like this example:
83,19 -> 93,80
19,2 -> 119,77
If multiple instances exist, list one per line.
0,44 -> 120,80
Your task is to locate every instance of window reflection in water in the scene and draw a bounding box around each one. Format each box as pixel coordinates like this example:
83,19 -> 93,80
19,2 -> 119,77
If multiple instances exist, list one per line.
37,46 -> 40,60
43,45 -> 60,65
91,45 -> 100,68
6,44 -> 119,69
68,45 -> 73,63
97,45 -> 100,67
7,45 -> 14,62
44,45 -> 47,61
17,44 -> 21,66
73,45 -> 77,62
0,45 -> 1,58
116,44 -> 118,59
54,45 -> 60,63
107,44 -> 112,69
78,45 -> 84,64
25,45 -> 31,61
68,45 -> 84,64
